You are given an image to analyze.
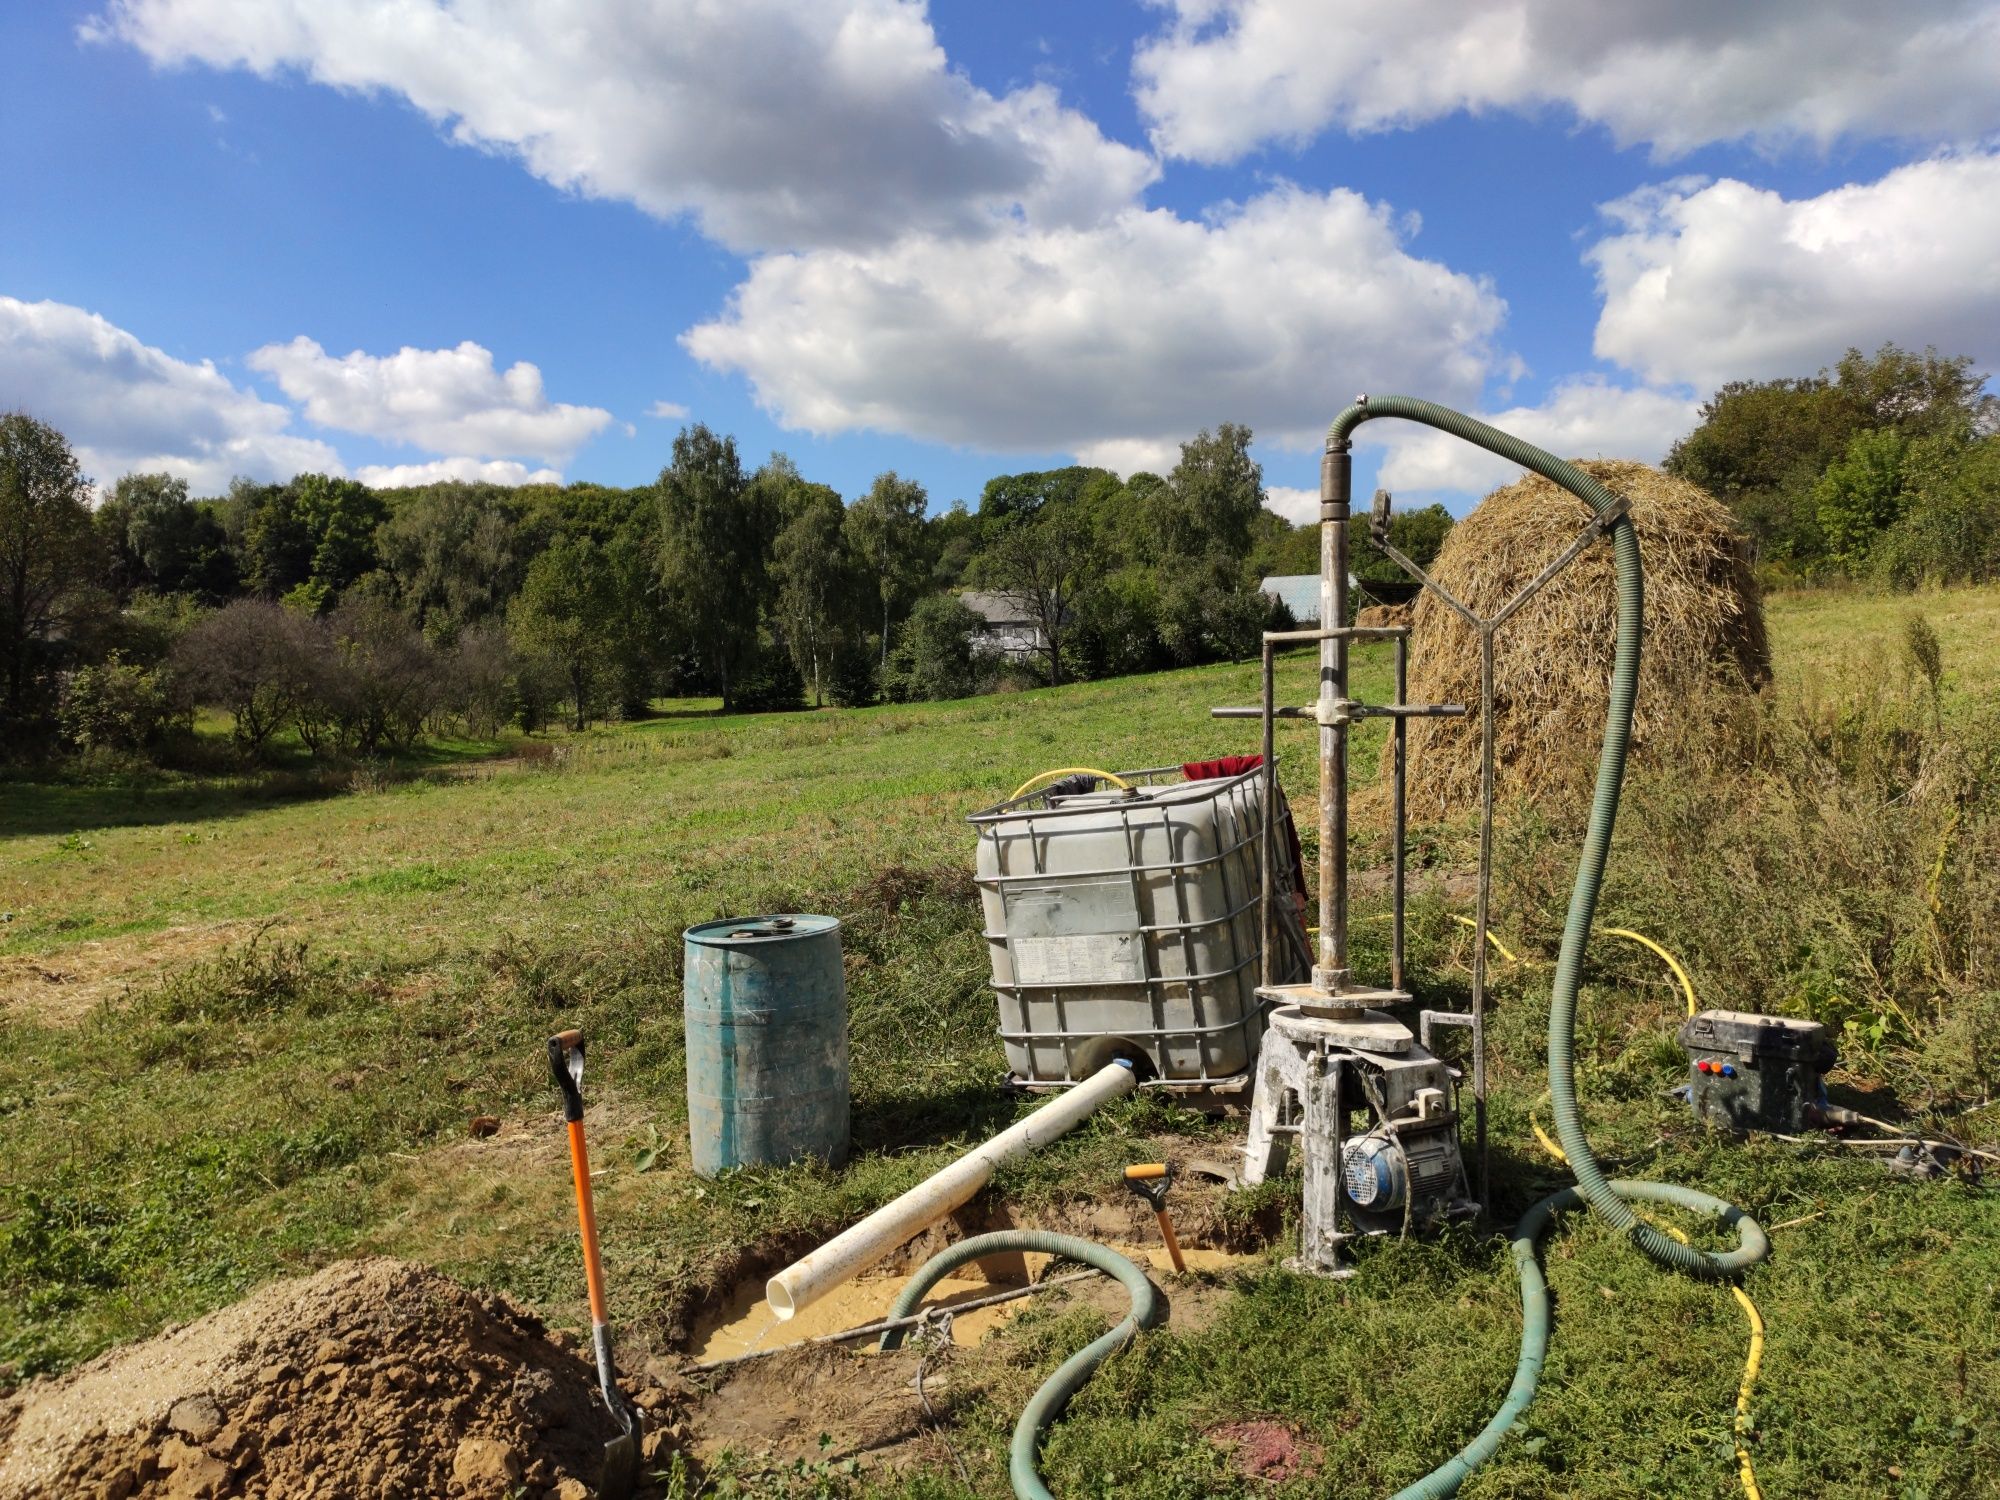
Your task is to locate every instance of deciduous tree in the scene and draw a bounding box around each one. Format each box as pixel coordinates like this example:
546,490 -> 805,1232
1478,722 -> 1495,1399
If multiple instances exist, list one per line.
766,461 -> 855,706
845,471 -> 928,670
656,425 -> 766,710
0,412 -> 97,726
975,503 -> 1098,686
509,535 -> 619,730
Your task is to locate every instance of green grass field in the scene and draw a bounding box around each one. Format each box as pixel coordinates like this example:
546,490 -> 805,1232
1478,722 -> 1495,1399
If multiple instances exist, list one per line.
4,585 -> 1998,1498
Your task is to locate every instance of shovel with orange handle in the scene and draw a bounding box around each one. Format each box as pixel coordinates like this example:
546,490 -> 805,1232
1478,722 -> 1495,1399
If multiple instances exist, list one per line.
1123,1163 -> 1188,1273
549,1029 -> 640,1498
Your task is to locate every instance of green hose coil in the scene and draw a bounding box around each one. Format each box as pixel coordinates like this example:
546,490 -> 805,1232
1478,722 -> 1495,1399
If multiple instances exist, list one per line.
1322,397 -> 1771,1497
880,1231 -> 1164,1500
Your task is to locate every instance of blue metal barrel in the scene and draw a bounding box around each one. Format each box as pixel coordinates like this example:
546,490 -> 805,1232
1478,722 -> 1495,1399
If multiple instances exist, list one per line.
684,913 -> 849,1177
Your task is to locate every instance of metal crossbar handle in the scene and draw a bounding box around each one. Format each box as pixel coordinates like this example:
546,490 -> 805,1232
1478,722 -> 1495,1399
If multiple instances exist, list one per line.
1348,703 -> 1466,720
1263,625 -> 1411,644
1210,702 -> 1465,721
1211,705 -> 1314,720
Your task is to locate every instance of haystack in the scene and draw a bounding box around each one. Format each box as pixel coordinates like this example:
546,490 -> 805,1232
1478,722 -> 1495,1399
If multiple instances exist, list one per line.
1397,460 -> 1768,817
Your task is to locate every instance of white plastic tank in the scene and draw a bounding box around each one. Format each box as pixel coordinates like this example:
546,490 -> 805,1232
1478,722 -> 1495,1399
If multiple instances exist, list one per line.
970,766 -> 1308,1088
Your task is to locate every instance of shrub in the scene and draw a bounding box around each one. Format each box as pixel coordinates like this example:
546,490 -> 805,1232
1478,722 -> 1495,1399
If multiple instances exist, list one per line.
57,654 -> 190,753
294,599 -> 442,758
1873,436 -> 2000,589
171,599 -> 318,755
1075,567 -> 1163,679
435,621 -> 517,739
883,594 -> 983,702
827,636 -> 879,708
730,643 -> 806,713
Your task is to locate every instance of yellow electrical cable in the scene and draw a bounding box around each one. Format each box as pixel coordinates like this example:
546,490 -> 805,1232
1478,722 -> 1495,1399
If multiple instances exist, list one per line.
1598,927 -> 1700,1018
1529,1096 -> 1764,1500
1007,766 -> 1133,801
1729,1287 -> 1767,1500
1448,912 -> 1521,964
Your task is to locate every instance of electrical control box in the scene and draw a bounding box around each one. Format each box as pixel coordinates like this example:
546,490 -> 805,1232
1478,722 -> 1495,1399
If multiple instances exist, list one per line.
1677,1009 -> 1837,1134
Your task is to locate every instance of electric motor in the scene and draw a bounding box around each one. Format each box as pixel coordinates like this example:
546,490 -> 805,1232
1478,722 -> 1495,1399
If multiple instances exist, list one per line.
1342,1130 -> 1407,1212
1339,1120 -> 1465,1223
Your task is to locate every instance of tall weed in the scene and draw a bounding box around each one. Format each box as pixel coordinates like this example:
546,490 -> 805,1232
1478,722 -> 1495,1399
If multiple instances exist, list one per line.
1498,664 -> 2000,1108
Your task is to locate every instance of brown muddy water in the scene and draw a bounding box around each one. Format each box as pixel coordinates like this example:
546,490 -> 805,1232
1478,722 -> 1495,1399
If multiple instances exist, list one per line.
689,1241 -> 1262,1364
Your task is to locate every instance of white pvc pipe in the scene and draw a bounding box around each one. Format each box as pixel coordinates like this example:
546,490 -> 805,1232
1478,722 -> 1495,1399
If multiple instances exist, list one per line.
766,1059 -> 1138,1319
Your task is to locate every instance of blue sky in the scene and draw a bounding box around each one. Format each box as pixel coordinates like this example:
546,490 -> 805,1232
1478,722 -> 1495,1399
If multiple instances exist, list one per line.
4,2 -> 1997,520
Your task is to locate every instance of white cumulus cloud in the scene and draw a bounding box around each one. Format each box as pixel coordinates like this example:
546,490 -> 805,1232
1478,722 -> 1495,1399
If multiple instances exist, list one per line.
1369,378 -> 1701,499
0,295 -> 342,492
247,337 -> 612,464
1134,1 -> 2000,163
646,400 -> 691,421
1588,153 -> 2000,392
684,185 -> 1503,462
88,0 -> 1155,252
354,456 -> 562,488
1263,485 -> 1318,526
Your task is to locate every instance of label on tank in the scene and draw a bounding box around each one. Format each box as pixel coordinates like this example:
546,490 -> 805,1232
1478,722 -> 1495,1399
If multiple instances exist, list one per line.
1012,932 -> 1145,985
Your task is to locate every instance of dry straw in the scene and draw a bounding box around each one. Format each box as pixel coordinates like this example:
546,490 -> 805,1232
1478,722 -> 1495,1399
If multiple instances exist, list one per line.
1397,459 -> 1769,816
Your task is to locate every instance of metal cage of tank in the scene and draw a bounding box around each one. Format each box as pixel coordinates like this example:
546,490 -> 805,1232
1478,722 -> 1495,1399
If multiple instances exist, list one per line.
969,765 -> 1310,1093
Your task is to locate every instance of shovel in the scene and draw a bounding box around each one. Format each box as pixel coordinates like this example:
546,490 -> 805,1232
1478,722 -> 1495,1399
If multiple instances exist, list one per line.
549,1029 -> 641,1497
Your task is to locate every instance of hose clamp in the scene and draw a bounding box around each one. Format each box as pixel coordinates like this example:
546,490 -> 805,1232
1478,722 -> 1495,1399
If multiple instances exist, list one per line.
1585,492 -> 1632,538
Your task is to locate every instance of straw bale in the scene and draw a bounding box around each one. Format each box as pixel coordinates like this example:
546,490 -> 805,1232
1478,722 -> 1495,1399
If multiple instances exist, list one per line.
1396,460 -> 1768,815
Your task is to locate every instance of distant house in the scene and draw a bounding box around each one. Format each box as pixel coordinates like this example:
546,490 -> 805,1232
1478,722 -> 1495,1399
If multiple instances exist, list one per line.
958,591 -> 1046,660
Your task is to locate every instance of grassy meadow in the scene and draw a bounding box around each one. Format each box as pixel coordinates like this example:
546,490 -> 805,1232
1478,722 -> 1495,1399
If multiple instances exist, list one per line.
3,584 -> 1999,1498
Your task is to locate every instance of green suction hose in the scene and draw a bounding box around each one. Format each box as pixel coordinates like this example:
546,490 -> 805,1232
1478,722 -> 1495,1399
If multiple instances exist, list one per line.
1389,1182 -> 1768,1500
880,1231 -> 1164,1500
1320,397 -> 1770,1496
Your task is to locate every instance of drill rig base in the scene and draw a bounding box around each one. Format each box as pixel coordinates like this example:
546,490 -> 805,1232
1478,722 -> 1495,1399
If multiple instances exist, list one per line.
1241,1005 -> 1473,1275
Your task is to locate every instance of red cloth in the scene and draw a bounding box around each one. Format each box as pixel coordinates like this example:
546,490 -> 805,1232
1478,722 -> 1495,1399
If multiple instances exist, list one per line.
1181,754 -> 1264,781
1182,755 -> 1306,900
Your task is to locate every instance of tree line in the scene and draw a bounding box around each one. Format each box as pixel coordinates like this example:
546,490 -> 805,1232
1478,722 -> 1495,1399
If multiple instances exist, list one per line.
4,414 -> 1450,765
1665,343 -> 2000,584
14,339 -> 1983,768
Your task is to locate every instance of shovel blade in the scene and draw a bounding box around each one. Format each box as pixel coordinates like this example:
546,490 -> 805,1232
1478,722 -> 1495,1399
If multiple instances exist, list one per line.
599,1430 -> 638,1499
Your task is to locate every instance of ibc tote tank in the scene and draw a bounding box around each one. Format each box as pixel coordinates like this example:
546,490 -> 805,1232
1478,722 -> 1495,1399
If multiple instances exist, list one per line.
683,914 -> 849,1177
971,765 -> 1307,1090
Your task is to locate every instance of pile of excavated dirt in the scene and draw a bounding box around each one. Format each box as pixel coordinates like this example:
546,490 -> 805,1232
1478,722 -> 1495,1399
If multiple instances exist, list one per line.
0,1258 -> 649,1500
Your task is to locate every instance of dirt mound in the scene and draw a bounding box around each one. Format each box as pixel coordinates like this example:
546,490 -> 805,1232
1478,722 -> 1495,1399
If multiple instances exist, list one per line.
0,1258 -> 632,1500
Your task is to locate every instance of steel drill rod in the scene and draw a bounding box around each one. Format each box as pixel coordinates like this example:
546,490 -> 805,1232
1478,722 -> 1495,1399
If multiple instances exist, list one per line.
1320,450 -> 1351,986
1393,635 -> 1408,994
1473,629 -> 1496,1210
1261,638 -> 1276,989
1264,626 -> 1411,643
1210,702 -> 1464,721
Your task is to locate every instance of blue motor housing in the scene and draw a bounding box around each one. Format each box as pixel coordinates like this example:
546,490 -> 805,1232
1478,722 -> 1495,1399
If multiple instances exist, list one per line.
1342,1129 -> 1407,1213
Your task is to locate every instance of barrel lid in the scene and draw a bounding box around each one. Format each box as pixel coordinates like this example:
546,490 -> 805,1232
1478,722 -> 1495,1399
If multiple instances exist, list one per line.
685,913 -> 840,946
